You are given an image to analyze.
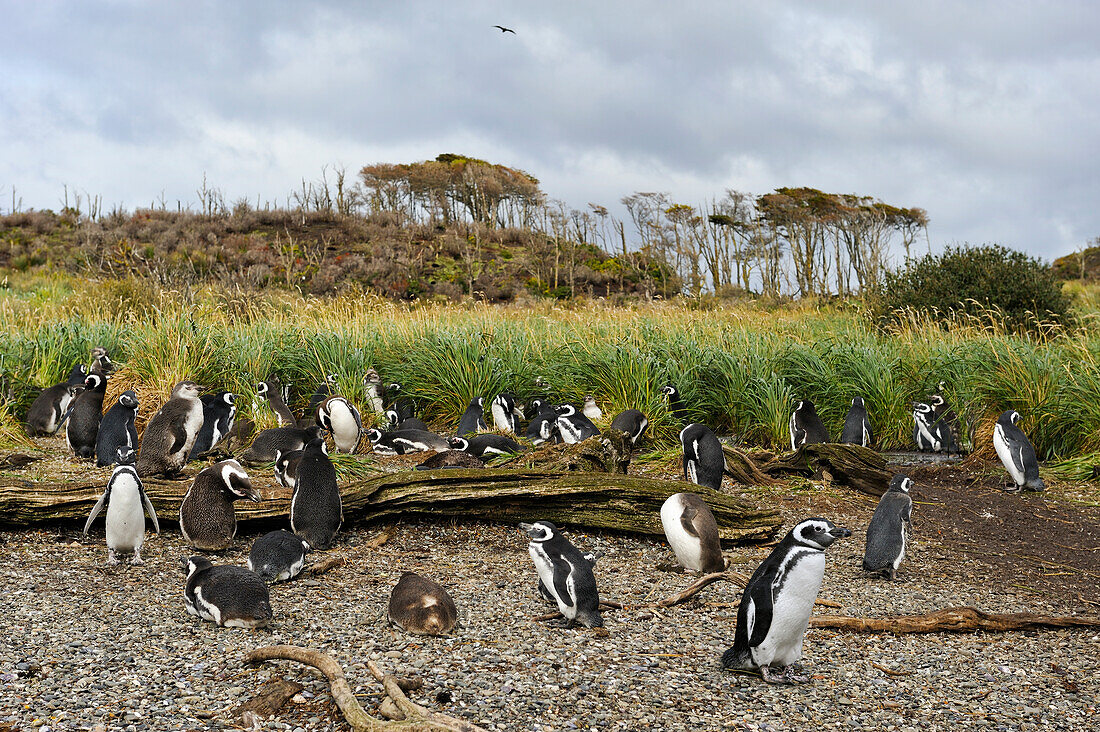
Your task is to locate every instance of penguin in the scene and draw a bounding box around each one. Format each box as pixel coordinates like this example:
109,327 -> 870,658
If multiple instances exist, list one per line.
661,384 -> 689,424
362,368 -> 387,417
256,379 -> 296,427
25,363 -> 86,436
863,475 -> 914,580
537,550 -> 600,604
95,390 -> 139,467
555,404 -> 600,444
525,399 -> 560,445
181,556 -> 273,628
929,391 -> 961,454
189,391 -> 236,459
304,374 -> 338,425
386,412 -> 429,432
388,572 -> 458,636
610,409 -> 649,445
520,521 -> 603,628
247,530 -> 310,583
680,423 -> 725,491
789,400 -> 829,451
83,447 -> 159,566
90,346 -> 115,376
179,459 -> 260,551
490,392 -> 523,434
582,396 -> 603,423
660,492 -> 725,573
839,396 -> 873,447
66,373 -> 108,459
316,395 -> 362,453
993,410 -> 1046,493
456,397 -> 487,438
241,424 -> 324,465
448,433 -> 525,458
274,449 -> 302,490
137,381 -> 205,477
367,428 -> 452,455
720,518 -> 851,684
912,402 -> 940,452
290,437 -> 342,550
386,382 -> 416,422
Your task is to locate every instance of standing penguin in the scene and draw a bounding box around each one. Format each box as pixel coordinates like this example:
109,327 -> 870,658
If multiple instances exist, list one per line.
490,392 -> 522,434
582,396 -> 603,424
247,530 -> 310,583
362,368 -> 387,418
179,459 -> 260,551
863,475 -> 914,580
610,409 -> 649,445
660,492 -> 725,573
929,391 -> 961,454
90,346 -> 115,376
66,373 -> 109,460
95,390 -> 140,467
274,449 -> 303,490
316,395 -> 362,453
525,399 -> 560,445
137,381 -> 204,477
912,402 -> 940,452
839,396 -> 873,447
789,400 -> 829,451
520,521 -> 603,628
386,382 -> 417,422
25,363 -> 87,436
993,410 -> 1046,493
290,437 -> 342,550
680,423 -> 725,491
661,384 -> 689,424
456,397 -> 487,438
181,556 -> 273,628
721,518 -> 851,684
189,391 -> 237,459
256,379 -> 296,427
555,404 -> 600,444
83,447 -> 159,566
388,572 -> 459,636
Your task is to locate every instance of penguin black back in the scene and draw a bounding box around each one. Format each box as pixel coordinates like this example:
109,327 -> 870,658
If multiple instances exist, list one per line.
25,363 -> 87,436
256,379 -> 296,427
189,391 -> 236,459
863,475 -> 913,579
789,400 -> 829,451
67,373 -> 108,459
610,409 -> 649,445
290,437 -> 342,550
456,397 -> 487,438
839,396 -> 873,447
680,423 -> 725,491
661,384 -> 689,424
95,390 -> 139,467
242,424 -> 323,465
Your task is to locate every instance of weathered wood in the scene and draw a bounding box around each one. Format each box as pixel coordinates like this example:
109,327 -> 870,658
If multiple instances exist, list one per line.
762,443 -> 892,496
233,678 -> 303,722
499,432 -> 632,475
721,447 -> 781,486
809,606 -> 1100,633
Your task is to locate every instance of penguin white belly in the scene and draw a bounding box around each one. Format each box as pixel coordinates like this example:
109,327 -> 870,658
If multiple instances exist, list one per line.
329,407 -> 360,452
685,457 -> 699,486
529,544 -> 576,619
915,419 -> 940,452
894,523 -> 908,570
491,403 -> 509,433
192,587 -> 222,624
557,419 -> 579,444
752,551 -> 824,668
54,392 -> 74,432
105,483 -> 145,553
660,497 -> 703,571
368,393 -> 385,416
862,421 -> 870,448
993,425 -> 1025,485
179,403 -> 204,457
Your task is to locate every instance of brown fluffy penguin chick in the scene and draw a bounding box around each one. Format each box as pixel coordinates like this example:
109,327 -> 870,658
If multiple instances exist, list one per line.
137,380 -> 204,477
388,572 -> 458,636
179,460 -> 260,550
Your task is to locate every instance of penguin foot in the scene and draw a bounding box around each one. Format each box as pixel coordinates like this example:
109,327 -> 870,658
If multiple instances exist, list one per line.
780,665 -> 810,684
130,553 -> 144,566
547,617 -> 574,629
759,666 -> 794,685
105,555 -> 119,567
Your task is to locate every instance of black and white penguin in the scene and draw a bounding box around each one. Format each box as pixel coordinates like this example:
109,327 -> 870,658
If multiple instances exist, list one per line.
525,399 -> 560,445
555,404 -> 600,444
290,437 -> 342,550
456,397 -> 487,438
83,447 -> 159,566
386,382 -> 416,422
181,556 -> 273,628
241,424 -> 324,465
95,390 -> 139,467
680,423 -> 725,491
536,550 -> 600,604
490,392 -> 523,434
179,459 -> 260,551
720,518 -> 851,684
256,379 -> 296,427
912,402 -> 940,452
247,530 -> 310,583
660,492 -> 725,573
367,428 -> 452,455
305,374 -> 338,425
520,520 -> 603,628
610,409 -> 649,445
90,346 -> 115,376
929,390 -> 961,454
362,368 -> 387,418
25,363 -> 86,436
448,433 -> 525,458
582,396 -> 603,423
863,475 -> 914,580
388,572 -> 458,636
839,396 -> 873,447
317,395 -> 362,454
789,400 -> 829,451
189,391 -> 236,459
387,412 -> 429,432
993,410 -> 1046,493
661,384 -> 689,424
66,373 -> 108,460
137,381 -> 204,477
274,449 -> 302,490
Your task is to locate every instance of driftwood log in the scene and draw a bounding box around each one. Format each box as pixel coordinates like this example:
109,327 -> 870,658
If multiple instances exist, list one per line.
810,606 -> 1100,633
762,443 -> 892,496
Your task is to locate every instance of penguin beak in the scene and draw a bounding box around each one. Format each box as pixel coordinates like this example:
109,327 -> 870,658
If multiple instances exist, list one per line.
829,526 -> 852,539
517,522 -> 535,536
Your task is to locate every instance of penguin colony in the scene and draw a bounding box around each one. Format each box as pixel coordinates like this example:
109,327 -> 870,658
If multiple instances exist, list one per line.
25,350 -> 1049,682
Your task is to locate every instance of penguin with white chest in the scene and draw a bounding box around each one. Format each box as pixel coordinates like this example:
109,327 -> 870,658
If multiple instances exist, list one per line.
66,373 -> 108,459
25,363 -> 86,436
789,400 -> 829,451
179,460 -> 260,551
680,423 -> 725,491
189,391 -> 236,459
912,402 -> 940,452
993,410 -> 1046,493
520,520 -> 603,628
290,437 -> 342,550
95,390 -> 139,467
863,475 -> 914,580
137,381 -> 204,477
490,392 -> 523,434
256,379 -> 296,427
525,399 -> 560,445
721,517 -> 851,684
83,447 -> 160,566
555,404 -> 600,444
839,396 -> 873,447
247,530 -> 310,583
316,395 -> 362,453
660,492 -> 725,573
273,449 -> 303,490
181,556 -> 273,628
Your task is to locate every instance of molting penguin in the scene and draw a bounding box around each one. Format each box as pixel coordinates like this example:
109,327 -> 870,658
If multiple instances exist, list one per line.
680,423 -> 725,491
137,381 -> 204,477
83,447 -> 159,566
839,397 -> 873,447
95,390 -> 139,467
582,396 -> 603,424
247,530 -> 310,583
721,518 -> 851,684
242,424 -> 324,465
490,392 -> 522,434
789,400 -> 829,451
993,410 -> 1046,493
661,384 -> 689,424
316,395 -> 363,453
555,404 -> 600,444
179,459 -> 260,551
525,399 -> 560,445
660,492 -> 725,573
388,572 -> 458,636
290,437 -> 342,550
90,346 -> 115,376
181,556 -> 273,628
274,449 -> 302,490
362,368 -> 387,417
256,379 -> 296,427
863,475 -> 914,580
520,520 -> 603,628
456,397 -> 487,438
66,373 -> 108,459
25,363 -> 86,436
912,402 -> 940,452
367,428 -> 452,455
610,409 -> 649,445
448,433 -> 525,458
189,391 -> 236,459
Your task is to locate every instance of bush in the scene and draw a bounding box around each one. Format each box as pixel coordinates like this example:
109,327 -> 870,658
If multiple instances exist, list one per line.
875,244 -> 1073,332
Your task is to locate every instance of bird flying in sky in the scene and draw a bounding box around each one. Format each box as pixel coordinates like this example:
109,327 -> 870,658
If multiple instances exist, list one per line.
493,25 -> 516,34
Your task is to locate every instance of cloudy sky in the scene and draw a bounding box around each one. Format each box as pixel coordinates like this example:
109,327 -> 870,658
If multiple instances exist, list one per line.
2,1 -> 1097,260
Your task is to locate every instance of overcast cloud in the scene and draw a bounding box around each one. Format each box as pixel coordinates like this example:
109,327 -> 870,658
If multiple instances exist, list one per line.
1,1 -> 1097,260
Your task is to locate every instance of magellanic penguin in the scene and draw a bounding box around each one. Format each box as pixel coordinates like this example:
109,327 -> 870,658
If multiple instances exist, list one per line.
247,530 -> 310,583
90,346 -> 115,376
930,386 -> 961,453
525,399 -> 560,445
386,382 -> 417,422
256,379 -> 296,427
137,381 -> 205,477
839,397 -> 873,447
274,449 -> 303,490
388,413 -> 429,432
66,373 -> 109,459
610,409 -> 649,445
912,402 -> 940,452
367,428 -> 452,455
456,397 -> 488,438
520,520 -> 603,628
189,391 -> 236,459
448,434 -> 525,458
789,400 -> 829,451
660,492 -> 725,573
83,447 -> 159,566
721,518 -> 851,684
316,395 -> 362,453
25,363 -> 87,436
555,404 -> 600,444
582,396 -> 603,423
290,437 -> 342,550
388,572 -> 459,636
863,475 -> 914,580
490,392 -> 523,434
362,368 -> 387,417
95,390 -> 140,467
181,556 -> 273,628
661,384 -> 689,424
537,550 -> 600,605
305,374 -> 338,425
680,423 -> 725,491
179,459 -> 260,551
242,424 -> 324,465
993,410 -> 1046,493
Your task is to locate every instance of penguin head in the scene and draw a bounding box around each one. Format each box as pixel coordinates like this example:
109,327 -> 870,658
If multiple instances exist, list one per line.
930,394 -> 945,409
83,373 -> 105,391
115,446 -> 137,466
118,391 -> 139,409
448,437 -> 470,451
256,381 -> 269,396
217,460 -> 260,502
851,396 -> 864,408
91,346 -> 108,360
912,402 -> 934,418
660,384 -> 679,399
326,373 -> 339,385
889,475 -> 913,493
366,428 -> 383,444
519,520 -> 557,542
386,410 -> 400,430
529,398 -> 545,412
470,397 -> 484,409
790,518 -> 851,550
1007,410 -> 1020,426
362,368 -> 380,385
305,436 -> 329,455
221,392 -> 236,406
388,382 -> 402,393
180,555 -> 213,578
554,404 -> 576,417
172,381 -> 203,399
67,363 -> 88,385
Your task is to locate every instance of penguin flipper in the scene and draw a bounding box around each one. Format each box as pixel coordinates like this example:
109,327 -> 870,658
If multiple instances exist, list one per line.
679,505 -> 701,538
746,566 -> 778,648
551,556 -> 576,610
83,488 -> 110,535
166,417 -> 190,457
141,485 -> 160,534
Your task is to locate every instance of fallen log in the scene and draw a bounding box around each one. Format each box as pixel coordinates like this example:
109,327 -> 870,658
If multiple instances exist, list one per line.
762,443 -> 892,496
722,447 -> 781,486
809,606 -> 1100,633
233,678 -> 303,724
